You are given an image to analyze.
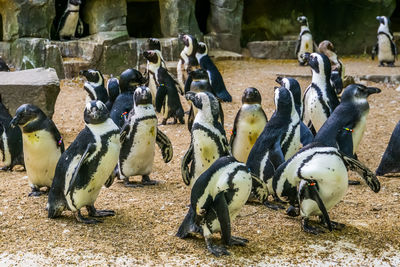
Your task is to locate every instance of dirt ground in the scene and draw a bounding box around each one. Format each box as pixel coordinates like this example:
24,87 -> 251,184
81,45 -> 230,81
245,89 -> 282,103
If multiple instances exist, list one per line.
1,57 -> 400,266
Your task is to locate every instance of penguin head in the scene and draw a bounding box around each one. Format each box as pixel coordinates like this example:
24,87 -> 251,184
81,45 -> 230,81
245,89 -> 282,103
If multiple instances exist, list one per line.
69,0 -> 81,5
47,195 -> 66,219
119,68 -> 147,93
297,16 -> 309,26
106,77 -> 120,102
179,34 -> 198,54
197,42 -> 208,55
276,77 -> 301,107
341,84 -> 381,104
185,91 -> 220,118
318,40 -> 336,54
133,86 -> 152,106
79,69 -> 104,86
188,68 -> 209,81
84,100 -> 109,124
10,104 -> 45,128
302,52 -> 331,78
273,87 -> 294,116
143,50 -> 162,66
242,87 -> 262,105
147,38 -> 161,51
376,16 -> 389,26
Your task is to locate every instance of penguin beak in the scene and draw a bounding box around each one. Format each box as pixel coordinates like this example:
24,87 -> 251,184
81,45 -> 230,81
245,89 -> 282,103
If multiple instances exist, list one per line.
366,87 -> 381,96
185,91 -> 202,109
301,53 -> 311,63
10,115 -> 21,128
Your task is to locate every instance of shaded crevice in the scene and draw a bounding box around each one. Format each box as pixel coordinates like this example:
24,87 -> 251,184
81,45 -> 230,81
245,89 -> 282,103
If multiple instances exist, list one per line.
195,0 -> 210,34
126,1 -> 162,38
390,0 -> 400,32
0,13 -> 3,41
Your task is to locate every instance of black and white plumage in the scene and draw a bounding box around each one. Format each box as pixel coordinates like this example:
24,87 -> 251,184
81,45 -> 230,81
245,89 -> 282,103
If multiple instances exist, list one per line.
246,86 -> 301,208
295,16 -> 316,65
57,0 -> 83,41
372,16 -> 397,67
177,156 -> 264,256
0,58 -> 10,72
79,69 -> 109,105
181,91 -> 230,187
143,50 -> 185,125
105,76 -> 120,110
230,87 -> 267,163
47,100 -> 120,224
0,95 -> 24,170
196,42 -> 232,102
177,34 -> 199,89
276,77 -> 314,146
302,52 -> 340,134
119,86 -> 173,187
376,120 -> 400,176
10,104 -> 65,196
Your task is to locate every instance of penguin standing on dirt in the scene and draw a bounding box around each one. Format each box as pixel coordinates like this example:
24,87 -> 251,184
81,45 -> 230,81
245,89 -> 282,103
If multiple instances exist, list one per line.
177,156 -> 265,256
118,86 -> 173,187
177,34 -> 199,89
376,121 -> 400,176
276,77 -> 314,146
302,52 -> 340,134
181,91 -> 230,187
230,87 -> 267,163
57,0 -> 83,41
79,69 -> 109,105
110,68 -> 147,128
0,95 -> 24,170
143,50 -> 185,125
47,100 -> 120,224
372,16 -> 397,67
295,16 -> 316,65
10,104 -> 64,196
196,42 -> 232,102
246,86 -> 301,208
105,76 -> 120,110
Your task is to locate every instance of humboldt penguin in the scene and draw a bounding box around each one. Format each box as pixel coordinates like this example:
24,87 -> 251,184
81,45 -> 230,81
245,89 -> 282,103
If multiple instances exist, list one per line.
372,16 -> 397,67
177,34 -> 199,89
295,16 -> 316,65
57,0 -> 83,40
79,69 -> 109,105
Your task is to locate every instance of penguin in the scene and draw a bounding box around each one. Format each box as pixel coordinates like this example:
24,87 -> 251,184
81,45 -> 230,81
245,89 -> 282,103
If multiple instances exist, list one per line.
110,68 -> 147,128
196,42 -> 232,102
318,40 -> 345,95
376,120 -> 400,176
183,56 -> 202,94
295,16 -> 316,66
0,58 -> 10,72
146,38 -> 167,69
276,77 -> 314,146
230,87 -> 268,163
105,76 -> 120,111
177,34 -> 199,89
302,52 -> 340,134
143,50 -> 185,125
177,156 -> 266,256
118,86 -> 173,187
0,95 -> 24,170
246,86 -> 301,209
47,100 -> 120,224
372,16 -> 397,67
79,69 -> 109,105
57,0 -> 83,41
181,91 -> 230,187
10,104 -> 65,196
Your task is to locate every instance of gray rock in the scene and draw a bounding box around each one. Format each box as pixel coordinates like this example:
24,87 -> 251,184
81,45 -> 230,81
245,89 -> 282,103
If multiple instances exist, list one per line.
247,40 -> 296,59
0,68 -> 60,118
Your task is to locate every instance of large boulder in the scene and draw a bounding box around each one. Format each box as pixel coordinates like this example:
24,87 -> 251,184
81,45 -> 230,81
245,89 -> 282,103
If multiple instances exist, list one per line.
0,68 -> 60,118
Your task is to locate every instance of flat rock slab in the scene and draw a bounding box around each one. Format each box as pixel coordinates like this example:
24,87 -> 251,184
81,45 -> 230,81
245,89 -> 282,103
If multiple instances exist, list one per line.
247,40 -> 297,59
0,68 -> 60,118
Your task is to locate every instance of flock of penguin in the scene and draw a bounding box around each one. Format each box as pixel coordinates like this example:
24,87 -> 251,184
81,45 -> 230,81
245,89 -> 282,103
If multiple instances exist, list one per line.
0,14 -> 398,257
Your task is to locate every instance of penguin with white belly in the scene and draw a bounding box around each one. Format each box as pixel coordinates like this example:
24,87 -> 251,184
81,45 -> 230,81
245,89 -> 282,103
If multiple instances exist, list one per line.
177,34 -> 199,89
79,69 -> 109,105
47,100 -> 120,224
230,87 -> 267,163
295,16 -> 316,65
10,104 -> 64,196
57,0 -> 83,41
181,91 -> 230,187
302,52 -> 340,134
246,86 -> 301,209
177,156 -> 266,256
119,86 -> 173,187
372,16 -> 397,67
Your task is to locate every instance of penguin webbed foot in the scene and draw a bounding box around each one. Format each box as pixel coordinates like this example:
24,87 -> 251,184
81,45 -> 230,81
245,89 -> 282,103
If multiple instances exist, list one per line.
286,205 -> 300,217
75,210 -> 103,224
28,187 -> 47,197
141,175 -> 159,186
229,236 -> 249,246
123,177 -> 143,188
206,238 -> 230,257
86,205 -> 115,217
319,216 -> 345,231
0,166 -> 12,171
301,218 -> 325,235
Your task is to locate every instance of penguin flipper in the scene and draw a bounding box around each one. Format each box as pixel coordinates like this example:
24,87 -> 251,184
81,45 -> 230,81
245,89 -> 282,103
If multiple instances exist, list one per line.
49,121 -> 65,153
337,126 -> 354,158
269,140 -> 285,169
156,128 -> 173,163
181,142 -> 194,186
155,85 -> 168,113
120,121 -> 131,143
342,154 -> 380,193
300,121 -> 314,146
295,39 -> 300,58
187,105 -> 194,132
214,192 -> 232,245
218,101 -> 225,128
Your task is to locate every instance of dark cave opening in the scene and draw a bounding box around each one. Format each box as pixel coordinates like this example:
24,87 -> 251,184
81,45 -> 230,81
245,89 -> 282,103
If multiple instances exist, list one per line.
390,0 -> 400,32
195,0 -> 210,34
0,13 -> 3,41
126,1 -> 162,38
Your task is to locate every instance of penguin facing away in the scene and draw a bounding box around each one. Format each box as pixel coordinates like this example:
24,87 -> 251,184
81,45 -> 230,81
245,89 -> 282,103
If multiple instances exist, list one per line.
230,87 -> 268,163
295,16 -> 316,66
119,86 -> 173,187
181,91 -> 230,188
10,104 -> 65,196
196,42 -> 232,102
376,120 -> 400,176
79,69 -> 109,105
177,34 -> 199,89
57,0 -> 83,41
105,76 -> 120,110
372,16 -> 397,67
48,100 -> 120,224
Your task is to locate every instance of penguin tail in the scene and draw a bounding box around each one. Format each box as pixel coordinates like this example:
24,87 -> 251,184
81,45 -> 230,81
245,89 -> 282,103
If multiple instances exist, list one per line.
342,155 -> 380,193
216,90 -> 232,102
176,206 -> 201,238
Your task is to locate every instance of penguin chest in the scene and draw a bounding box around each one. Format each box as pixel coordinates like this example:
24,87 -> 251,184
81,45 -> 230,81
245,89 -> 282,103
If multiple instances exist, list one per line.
59,12 -> 79,37
281,120 -> 301,160
377,34 -> 394,62
303,87 -> 329,132
120,119 -> 157,176
22,130 -> 61,187
0,131 -> 11,167
148,73 -> 157,106
232,110 -> 267,163
299,33 -> 313,56
161,95 -> 169,119
352,114 -> 367,153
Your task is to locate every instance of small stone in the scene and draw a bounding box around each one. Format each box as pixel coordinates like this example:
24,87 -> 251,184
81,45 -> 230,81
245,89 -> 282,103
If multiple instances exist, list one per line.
371,206 -> 382,211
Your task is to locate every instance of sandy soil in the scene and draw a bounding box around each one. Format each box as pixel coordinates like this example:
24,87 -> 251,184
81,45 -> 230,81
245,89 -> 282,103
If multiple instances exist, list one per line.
1,58 -> 400,266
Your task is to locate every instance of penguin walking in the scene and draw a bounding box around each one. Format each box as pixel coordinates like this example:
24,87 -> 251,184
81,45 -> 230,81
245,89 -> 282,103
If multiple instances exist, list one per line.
10,104 -> 64,196
181,91 -> 230,187
119,86 -> 173,187
276,77 -> 314,146
196,42 -> 232,102
79,69 -> 109,105
0,95 -> 24,170
230,87 -> 267,163
376,120 -> 400,176
295,16 -> 316,65
47,100 -> 120,224
57,0 -> 83,41
143,50 -> 185,125
302,52 -> 340,134
177,34 -> 199,89
372,16 -> 397,67
246,86 -> 301,208
105,76 -> 120,110
177,156 -> 266,256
